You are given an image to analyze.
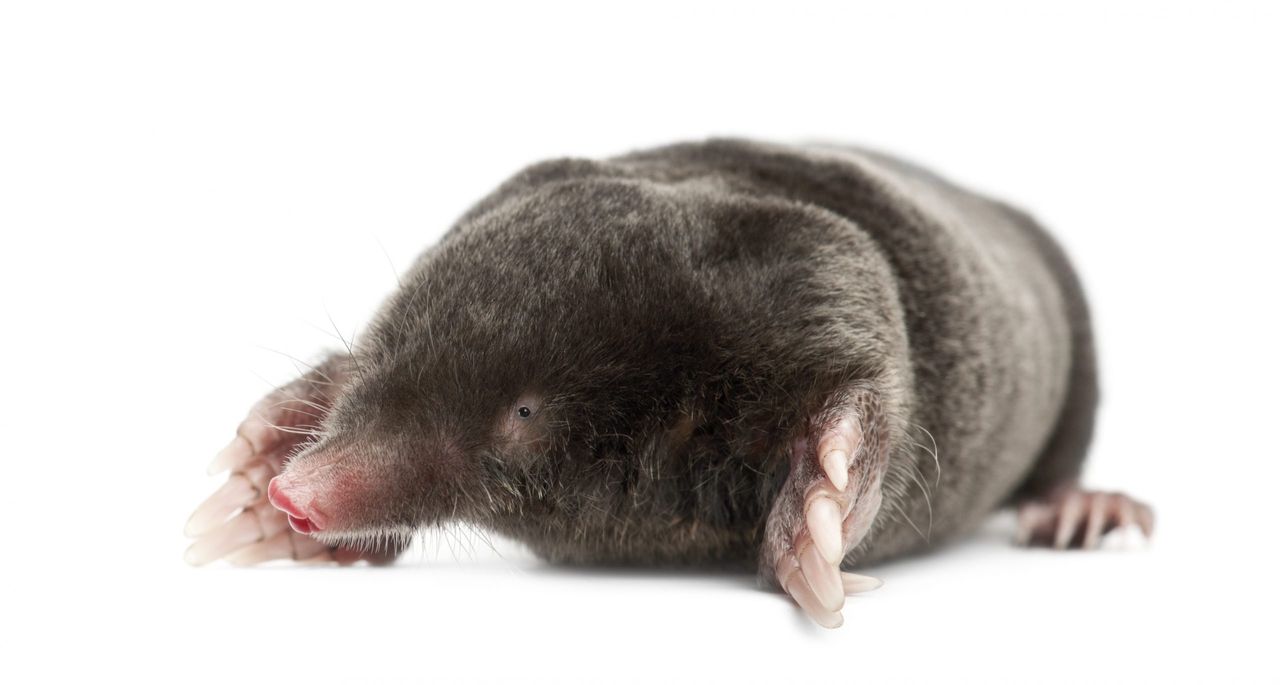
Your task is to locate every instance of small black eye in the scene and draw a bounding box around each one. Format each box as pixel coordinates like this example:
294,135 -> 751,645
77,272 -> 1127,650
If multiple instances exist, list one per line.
517,406 -> 532,419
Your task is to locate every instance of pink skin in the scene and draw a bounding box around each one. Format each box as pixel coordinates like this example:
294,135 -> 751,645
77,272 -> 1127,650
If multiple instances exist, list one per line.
265,444 -> 378,538
267,477 -> 328,535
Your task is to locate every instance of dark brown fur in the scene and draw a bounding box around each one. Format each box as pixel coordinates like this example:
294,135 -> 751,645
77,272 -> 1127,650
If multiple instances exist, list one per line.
288,139 -> 1092,574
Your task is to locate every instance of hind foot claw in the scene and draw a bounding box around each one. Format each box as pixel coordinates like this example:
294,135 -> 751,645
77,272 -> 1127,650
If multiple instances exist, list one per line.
1016,487 -> 1154,549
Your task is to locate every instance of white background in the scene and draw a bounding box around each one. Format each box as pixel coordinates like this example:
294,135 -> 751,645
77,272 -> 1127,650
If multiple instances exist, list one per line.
2,2 -> 1276,683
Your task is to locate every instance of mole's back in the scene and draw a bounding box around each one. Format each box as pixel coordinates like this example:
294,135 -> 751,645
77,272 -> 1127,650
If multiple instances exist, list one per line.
613,139 -> 1084,560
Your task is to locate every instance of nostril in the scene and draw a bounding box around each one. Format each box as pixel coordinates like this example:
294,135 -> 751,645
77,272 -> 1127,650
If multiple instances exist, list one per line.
267,476 -> 326,533
266,477 -> 301,517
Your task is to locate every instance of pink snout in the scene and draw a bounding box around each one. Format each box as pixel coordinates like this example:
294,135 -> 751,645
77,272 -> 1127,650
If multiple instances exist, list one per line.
267,476 -> 328,534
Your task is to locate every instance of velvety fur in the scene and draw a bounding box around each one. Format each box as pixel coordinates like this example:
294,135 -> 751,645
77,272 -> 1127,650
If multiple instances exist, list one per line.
296,139 -> 1093,573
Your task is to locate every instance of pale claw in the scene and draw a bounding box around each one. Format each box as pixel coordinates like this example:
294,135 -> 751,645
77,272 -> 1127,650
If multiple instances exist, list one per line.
784,574 -> 843,629
186,353 -> 365,566
799,542 -> 844,612
184,509 -> 265,566
1053,491 -> 1085,549
806,496 -> 844,564
224,518 -> 328,566
1082,494 -> 1109,549
226,529 -> 296,566
1133,502 -> 1155,539
821,450 -> 848,491
817,418 -> 860,492
206,376 -> 330,474
207,435 -> 254,475
1115,501 -> 1136,543
249,501 -> 290,538
761,393 -> 887,628
184,474 -> 258,537
841,572 -> 883,595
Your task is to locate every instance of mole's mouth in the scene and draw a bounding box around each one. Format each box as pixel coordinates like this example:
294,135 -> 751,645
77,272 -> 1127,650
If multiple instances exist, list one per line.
267,476 -> 328,534
287,515 -> 318,534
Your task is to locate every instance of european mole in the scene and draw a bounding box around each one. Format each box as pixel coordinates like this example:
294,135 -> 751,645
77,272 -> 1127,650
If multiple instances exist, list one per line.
185,139 -> 1153,627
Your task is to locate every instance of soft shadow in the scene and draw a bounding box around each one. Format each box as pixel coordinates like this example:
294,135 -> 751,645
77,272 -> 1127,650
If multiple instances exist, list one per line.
527,560 -> 759,591
860,514 -> 1019,574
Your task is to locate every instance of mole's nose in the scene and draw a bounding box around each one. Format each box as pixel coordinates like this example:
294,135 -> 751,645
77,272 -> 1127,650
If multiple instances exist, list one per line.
268,476 -> 326,534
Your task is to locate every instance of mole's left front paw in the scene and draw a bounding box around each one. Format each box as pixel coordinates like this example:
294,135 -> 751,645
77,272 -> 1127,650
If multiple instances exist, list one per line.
760,401 -> 889,628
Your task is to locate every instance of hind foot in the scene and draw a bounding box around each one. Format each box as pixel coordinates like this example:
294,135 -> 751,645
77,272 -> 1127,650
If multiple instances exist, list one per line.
184,354 -> 403,566
760,391 -> 889,628
1016,486 -> 1154,549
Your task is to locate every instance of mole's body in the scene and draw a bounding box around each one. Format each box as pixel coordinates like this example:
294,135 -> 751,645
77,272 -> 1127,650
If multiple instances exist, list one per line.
186,139 -> 1152,627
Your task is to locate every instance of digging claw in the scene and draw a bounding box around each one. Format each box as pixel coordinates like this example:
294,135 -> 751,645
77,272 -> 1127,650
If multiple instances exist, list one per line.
207,434 -> 254,475
184,509 -> 266,566
185,462 -> 274,537
806,497 -> 844,564
799,543 -> 844,612
185,474 -> 258,538
763,393 -> 888,628
784,573 -> 843,629
841,572 -> 883,595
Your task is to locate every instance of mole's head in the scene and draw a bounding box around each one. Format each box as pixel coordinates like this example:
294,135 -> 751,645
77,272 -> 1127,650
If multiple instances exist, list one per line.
267,178 -> 714,549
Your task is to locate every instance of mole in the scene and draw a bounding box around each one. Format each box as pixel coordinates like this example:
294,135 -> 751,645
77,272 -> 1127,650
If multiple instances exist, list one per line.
184,139 -> 1153,627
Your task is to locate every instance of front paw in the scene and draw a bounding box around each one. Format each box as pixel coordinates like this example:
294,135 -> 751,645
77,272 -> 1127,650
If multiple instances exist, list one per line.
761,399 -> 888,627
183,378 -> 337,566
183,354 -> 401,566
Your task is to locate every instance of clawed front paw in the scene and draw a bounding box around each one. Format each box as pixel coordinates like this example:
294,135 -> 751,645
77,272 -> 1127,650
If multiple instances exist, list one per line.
762,403 -> 888,628
184,395 -> 337,565
184,355 -> 402,567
